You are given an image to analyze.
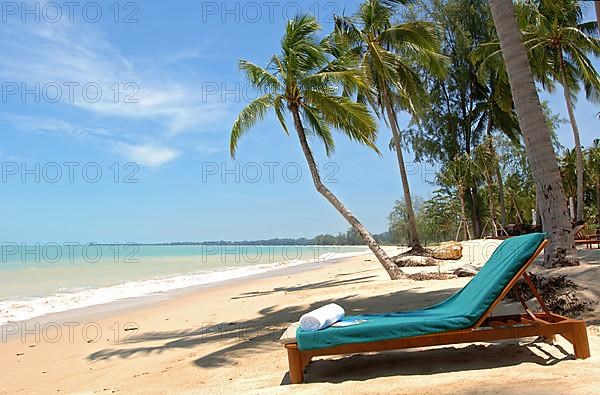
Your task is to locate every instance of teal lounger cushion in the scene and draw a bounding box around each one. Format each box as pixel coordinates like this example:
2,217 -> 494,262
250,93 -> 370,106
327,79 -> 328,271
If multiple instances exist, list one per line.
296,232 -> 547,351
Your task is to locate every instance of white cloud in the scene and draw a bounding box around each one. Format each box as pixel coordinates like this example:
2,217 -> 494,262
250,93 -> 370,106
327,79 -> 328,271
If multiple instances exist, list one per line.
162,46 -> 205,65
0,13 -> 229,135
0,113 -> 111,139
112,143 -> 181,168
0,10 -> 235,168
195,144 -> 223,156
1,113 -> 181,167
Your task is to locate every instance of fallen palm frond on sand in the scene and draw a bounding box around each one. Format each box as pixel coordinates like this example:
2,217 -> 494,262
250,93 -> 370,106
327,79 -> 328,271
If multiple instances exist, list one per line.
508,273 -> 593,317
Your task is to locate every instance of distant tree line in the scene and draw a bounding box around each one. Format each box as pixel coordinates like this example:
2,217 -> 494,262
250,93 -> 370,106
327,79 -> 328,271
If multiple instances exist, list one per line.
152,229 -> 393,247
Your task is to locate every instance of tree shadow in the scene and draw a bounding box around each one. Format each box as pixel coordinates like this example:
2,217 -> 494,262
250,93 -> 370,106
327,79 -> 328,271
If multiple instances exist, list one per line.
86,281 -> 577,384
578,250 -> 600,265
231,275 -> 378,299
87,287 -> 458,363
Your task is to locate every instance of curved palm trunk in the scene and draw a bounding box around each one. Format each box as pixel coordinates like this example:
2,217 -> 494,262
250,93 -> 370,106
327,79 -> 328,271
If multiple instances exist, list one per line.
289,104 -> 404,279
560,56 -> 584,223
490,0 -> 578,267
382,93 -> 422,250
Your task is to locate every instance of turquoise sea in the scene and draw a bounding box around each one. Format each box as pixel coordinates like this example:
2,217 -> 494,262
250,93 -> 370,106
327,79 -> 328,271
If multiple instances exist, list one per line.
0,244 -> 368,324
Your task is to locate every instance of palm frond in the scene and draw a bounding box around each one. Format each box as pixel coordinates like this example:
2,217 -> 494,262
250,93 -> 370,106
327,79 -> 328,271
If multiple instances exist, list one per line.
230,94 -> 274,158
273,95 -> 290,135
303,105 -> 335,156
239,60 -> 282,93
381,21 -> 441,53
303,91 -> 380,154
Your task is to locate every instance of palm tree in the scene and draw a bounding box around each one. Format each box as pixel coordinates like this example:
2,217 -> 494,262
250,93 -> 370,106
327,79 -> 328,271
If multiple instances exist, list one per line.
489,0 -> 578,267
504,172 -> 534,225
476,75 -> 519,232
439,153 -> 475,241
519,0 -> 600,222
230,15 -> 403,279
332,0 -> 445,251
421,191 -> 461,243
474,137 -> 501,237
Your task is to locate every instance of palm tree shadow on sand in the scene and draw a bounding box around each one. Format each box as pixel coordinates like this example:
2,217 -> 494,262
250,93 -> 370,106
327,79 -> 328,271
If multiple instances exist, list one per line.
86,284 -> 577,384
230,275 -> 378,299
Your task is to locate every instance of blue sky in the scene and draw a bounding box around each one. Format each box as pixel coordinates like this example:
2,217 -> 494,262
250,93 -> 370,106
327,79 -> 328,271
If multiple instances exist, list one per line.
0,0 -> 598,243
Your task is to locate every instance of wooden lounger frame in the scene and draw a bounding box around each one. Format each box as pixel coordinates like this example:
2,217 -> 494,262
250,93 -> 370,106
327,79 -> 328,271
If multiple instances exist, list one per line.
573,224 -> 600,249
284,240 -> 591,384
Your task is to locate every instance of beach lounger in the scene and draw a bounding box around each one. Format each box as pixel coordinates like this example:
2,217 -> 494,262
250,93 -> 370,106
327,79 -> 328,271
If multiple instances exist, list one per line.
574,224 -> 600,249
280,233 -> 591,384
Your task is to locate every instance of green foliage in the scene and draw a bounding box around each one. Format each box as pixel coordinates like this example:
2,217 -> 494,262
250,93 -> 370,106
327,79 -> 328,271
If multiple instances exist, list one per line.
388,198 -> 420,245
555,141 -> 600,223
477,0 -> 600,103
586,139 -> 600,223
520,0 -> 600,103
473,137 -> 498,181
438,153 -> 476,192
312,228 -> 391,245
560,148 -> 578,200
405,0 -> 518,164
230,15 -> 380,158
504,173 -> 536,224
388,195 -> 459,245
331,0 -> 445,120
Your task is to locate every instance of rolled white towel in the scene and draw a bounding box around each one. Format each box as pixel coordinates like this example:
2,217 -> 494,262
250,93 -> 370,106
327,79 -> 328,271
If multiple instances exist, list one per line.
299,303 -> 345,331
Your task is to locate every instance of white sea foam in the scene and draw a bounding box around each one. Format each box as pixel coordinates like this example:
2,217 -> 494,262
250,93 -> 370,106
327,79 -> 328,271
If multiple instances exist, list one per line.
0,248 -> 369,325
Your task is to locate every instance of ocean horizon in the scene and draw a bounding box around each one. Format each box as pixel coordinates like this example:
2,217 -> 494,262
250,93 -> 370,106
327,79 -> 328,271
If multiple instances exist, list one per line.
0,244 -> 369,325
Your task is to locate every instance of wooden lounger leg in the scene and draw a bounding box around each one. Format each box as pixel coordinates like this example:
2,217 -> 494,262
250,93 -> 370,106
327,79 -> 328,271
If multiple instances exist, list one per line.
286,344 -> 305,384
571,321 -> 591,359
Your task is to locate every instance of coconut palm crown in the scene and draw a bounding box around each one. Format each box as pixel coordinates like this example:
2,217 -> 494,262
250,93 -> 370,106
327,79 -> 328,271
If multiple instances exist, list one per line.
230,15 -> 379,158
230,15 -> 404,279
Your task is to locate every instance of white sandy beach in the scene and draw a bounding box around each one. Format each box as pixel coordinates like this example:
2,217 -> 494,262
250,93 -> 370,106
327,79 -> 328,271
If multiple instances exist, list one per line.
0,243 -> 599,394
